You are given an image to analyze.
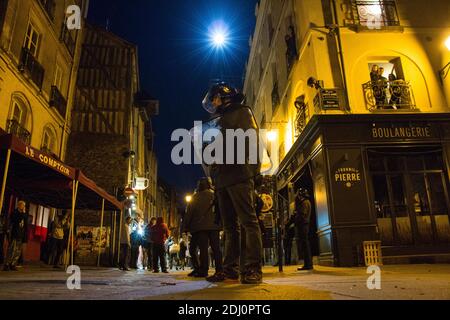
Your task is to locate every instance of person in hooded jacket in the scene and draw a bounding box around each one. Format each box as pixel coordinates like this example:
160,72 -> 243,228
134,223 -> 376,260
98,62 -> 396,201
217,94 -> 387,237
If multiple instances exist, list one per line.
182,177 -> 223,281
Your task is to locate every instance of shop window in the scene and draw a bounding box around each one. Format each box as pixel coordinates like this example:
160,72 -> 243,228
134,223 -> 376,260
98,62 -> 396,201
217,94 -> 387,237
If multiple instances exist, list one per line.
372,175 -> 391,219
386,156 -> 404,171
406,156 -> 423,171
368,149 -> 450,245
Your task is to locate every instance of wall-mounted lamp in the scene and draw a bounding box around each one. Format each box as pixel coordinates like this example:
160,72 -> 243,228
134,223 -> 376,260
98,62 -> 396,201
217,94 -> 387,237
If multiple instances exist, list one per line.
439,36 -> 450,83
266,130 -> 278,142
307,77 -> 323,90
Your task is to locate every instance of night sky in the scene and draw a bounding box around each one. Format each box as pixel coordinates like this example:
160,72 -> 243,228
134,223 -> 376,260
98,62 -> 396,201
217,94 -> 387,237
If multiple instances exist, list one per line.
88,0 -> 258,196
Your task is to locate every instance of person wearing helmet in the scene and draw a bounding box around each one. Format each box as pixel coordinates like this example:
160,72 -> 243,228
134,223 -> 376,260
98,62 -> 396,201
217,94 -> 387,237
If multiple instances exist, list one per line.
294,188 -> 313,271
201,82 -> 263,284
182,177 -> 223,280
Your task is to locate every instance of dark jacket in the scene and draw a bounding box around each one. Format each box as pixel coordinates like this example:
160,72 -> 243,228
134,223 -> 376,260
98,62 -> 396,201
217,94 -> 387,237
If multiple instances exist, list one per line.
9,209 -> 28,241
183,189 -> 220,233
210,104 -> 261,189
151,218 -> 170,245
294,198 -> 312,226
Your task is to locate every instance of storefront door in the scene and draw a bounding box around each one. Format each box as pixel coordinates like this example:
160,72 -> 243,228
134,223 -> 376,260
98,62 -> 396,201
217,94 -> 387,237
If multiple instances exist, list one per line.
368,148 -> 450,246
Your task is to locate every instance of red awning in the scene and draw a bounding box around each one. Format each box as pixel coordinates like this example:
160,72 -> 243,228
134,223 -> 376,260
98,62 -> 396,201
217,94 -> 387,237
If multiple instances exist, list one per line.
0,133 -> 122,211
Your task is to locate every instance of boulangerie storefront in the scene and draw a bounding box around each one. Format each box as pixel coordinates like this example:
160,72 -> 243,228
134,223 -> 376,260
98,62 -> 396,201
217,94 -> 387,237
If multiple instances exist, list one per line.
276,113 -> 450,267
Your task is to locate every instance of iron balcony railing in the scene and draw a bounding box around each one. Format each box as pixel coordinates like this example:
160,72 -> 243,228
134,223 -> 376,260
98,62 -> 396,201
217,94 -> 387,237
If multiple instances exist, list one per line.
294,103 -> 310,139
362,80 -> 416,111
19,47 -> 45,89
7,119 -> 31,145
347,0 -> 400,28
60,23 -> 76,56
50,85 -> 67,118
39,0 -> 56,21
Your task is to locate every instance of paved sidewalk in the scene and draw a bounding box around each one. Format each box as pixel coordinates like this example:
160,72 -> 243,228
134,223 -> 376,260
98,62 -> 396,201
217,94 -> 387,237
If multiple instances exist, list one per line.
0,264 -> 449,300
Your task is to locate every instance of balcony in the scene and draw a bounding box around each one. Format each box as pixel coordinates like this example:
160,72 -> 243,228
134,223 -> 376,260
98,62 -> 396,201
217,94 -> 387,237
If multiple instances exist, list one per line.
7,119 -> 31,145
50,85 -> 67,118
294,102 -> 309,139
19,47 -> 45,89
39,0 -> 56,21
271,82 -> 280,110
346,1 -> 401,31
60,23 -> 76,56
362,80 -> 416,111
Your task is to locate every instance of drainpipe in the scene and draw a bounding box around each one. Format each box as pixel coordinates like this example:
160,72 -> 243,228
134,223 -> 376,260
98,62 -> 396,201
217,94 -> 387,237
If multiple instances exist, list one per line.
331,0 -> 351,112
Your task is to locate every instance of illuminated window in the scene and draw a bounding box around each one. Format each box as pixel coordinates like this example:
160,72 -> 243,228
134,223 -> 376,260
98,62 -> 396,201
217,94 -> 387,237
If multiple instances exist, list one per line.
352,1 -> 400,28
53,64 -> 64,91
24,23 -> 40,56
12,101 -> 27,126
41,126 -> 56,153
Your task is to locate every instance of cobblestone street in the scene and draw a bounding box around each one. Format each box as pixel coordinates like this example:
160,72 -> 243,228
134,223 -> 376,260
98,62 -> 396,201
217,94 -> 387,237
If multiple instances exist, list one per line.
0,264 -> 449,300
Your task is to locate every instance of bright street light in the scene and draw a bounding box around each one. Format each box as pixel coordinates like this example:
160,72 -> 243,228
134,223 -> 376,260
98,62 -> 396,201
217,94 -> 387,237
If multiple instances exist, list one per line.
212,31 -> 226,47
185,195 -> 193,203
266,130 -> 278,142
445,36 -> 450,51
209,22 -> 228,49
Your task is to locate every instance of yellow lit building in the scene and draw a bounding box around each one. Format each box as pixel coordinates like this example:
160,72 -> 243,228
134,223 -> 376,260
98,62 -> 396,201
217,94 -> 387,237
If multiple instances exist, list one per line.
0,0 -> 88,262
244,0 -> 450,266
0,0 -> 87,160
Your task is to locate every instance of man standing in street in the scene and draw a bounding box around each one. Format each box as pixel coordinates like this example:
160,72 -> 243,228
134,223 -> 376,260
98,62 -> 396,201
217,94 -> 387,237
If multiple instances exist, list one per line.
119,216 -> 132,271
295,188 -> 313,271
3,201 -> 28,271
182,177 -> 223,280
201,82 -> 263,284
151,217 -> 170,273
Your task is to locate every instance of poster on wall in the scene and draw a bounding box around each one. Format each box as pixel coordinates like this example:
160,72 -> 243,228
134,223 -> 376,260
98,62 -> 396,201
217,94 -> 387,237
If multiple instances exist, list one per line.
76,226 -> 110,261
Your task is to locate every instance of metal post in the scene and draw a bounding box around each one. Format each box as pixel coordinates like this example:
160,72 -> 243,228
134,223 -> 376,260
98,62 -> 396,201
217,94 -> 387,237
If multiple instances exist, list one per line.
0,149 -> 12,215
117,209 -> 123,265
112,211 -> 117,266
66,180 -> 78,268
274,177 -> 283,273
97,199 -> 105,267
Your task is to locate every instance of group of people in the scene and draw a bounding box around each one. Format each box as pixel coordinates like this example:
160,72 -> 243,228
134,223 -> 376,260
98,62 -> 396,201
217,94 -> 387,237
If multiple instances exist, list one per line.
119,215 -> 192,273
370,64 -> 406,109
0,201 -> 73,271
1,201 -> 28,271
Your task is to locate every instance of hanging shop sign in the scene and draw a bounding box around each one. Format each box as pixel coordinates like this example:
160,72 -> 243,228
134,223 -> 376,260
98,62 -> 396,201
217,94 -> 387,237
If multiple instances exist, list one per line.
260,194 -> 273,213
314,88 -> 341,110
133,177 -> 149,191
25,146 -> 73,177
334,167 -> 362,188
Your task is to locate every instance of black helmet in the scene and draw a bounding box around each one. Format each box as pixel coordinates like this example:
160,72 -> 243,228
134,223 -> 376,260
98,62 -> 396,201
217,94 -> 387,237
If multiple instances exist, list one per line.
202,82 -> 244,114
198,177 -> 213,191
296,188 -> 310,199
